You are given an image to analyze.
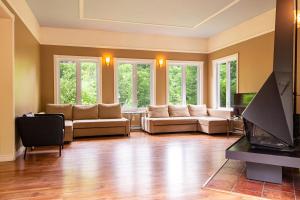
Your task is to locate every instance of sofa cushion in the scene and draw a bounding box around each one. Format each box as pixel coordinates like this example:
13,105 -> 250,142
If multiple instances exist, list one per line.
207,109 -> 232,119
146,117 -> 197,126
46,104 -> 73,120
188,104 -> 207,116
198,116 -> 228,126
73,105 -> 98,120
98,103 -> 122,119
168,105 -> 190,117
148,105 -> 169,118
73,118 -> 129,129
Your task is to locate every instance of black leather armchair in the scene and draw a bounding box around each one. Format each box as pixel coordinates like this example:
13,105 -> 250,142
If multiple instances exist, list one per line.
16,113 -> 65,159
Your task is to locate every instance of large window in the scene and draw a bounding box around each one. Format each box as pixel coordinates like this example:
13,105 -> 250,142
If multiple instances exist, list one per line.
213,54 -> 238,109
55,56 -> 101,105
115,59 -> 155,110
167,61 -> 203,105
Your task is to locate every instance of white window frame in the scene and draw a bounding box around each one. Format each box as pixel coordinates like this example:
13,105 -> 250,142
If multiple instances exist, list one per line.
114,58 -> 156,111
54,55 -> 102,104
166,60 -> 204,105
212,53 -> 238,109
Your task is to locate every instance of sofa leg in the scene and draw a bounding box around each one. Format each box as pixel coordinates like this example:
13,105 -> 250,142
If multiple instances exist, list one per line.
23,147 -> 27,160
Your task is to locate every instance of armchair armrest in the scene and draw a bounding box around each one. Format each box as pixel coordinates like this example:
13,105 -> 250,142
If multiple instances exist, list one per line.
207,108 -> 232,119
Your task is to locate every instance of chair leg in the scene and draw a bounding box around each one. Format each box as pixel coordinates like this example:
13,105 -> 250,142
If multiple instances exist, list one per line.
59,145 -> 62,157
23,147 -> 27,160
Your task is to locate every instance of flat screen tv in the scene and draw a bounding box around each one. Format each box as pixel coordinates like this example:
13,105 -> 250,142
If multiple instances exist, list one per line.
233,93 -> 256,116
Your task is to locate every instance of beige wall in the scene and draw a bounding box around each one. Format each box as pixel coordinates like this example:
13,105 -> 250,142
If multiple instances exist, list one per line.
14,13 -> 40,116
40,45 -> 207,110
207,32 -> 275,108
0,16 -> 15,161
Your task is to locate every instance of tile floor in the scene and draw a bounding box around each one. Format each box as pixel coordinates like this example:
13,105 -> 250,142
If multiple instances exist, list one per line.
205,160 -> 300,200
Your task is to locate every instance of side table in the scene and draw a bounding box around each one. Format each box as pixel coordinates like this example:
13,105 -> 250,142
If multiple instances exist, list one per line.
227,116 -> 244,137
122,110 -> 146,131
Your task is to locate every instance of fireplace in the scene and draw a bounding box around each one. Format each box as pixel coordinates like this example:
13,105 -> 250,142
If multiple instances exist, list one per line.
242,0 -> 297,151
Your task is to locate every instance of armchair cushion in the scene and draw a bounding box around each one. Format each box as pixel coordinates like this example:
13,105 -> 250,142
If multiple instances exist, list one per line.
46,104 -> 73,120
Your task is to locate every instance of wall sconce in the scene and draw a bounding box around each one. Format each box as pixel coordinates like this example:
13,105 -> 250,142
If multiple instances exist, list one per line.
158,58 -> 164,67
105,56 -> 111,66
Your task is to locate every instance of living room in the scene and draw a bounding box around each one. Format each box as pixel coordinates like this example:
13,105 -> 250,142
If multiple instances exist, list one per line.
0,0 -> 300,199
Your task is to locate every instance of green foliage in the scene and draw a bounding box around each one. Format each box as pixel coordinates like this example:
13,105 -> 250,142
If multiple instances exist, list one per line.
59,61 -> 98,105
219,63 -> 227,107
230,60 -> 237,106
117,63 -> 151,109
186,66 -> 198,105
168,65 -> 182,105
118,64 -> 133,108
81,62 -> 97,105
137,64 -> 151,108
59,62 -> 76,104
218,60 -> 237,107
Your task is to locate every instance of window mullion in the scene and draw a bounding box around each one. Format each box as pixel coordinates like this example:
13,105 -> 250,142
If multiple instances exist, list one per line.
76,60 -> 82,105
216,64 -> 220,108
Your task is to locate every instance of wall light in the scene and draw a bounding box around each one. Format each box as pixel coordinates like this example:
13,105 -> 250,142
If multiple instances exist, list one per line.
158,58 -> 164,67
105,56 -> 111,66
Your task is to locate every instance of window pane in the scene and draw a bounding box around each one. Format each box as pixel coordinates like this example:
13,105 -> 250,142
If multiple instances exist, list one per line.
230,60 -> 237,107
219,63 -> 227,107
118,64 -> 133,109
137,64 -> 151,108
169,65 -> 182,105
81,61 -> 98,105
186,66 -> 198,105
59,61 -> 76,104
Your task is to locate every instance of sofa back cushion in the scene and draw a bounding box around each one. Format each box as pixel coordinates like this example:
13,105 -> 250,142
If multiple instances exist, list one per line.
148,105 -> 169,118
168,105 -> 190,117
98,103 -> 122,119
46,104 -> 73,120
188,104 -> 208,116
73,105 -> 98,120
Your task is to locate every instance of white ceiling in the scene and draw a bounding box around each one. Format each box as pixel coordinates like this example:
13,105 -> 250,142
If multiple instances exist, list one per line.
26,0 -> 275,38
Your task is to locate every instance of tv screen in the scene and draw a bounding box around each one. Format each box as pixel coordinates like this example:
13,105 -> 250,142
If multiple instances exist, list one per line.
234,93 -> 256,107
233,93 -> 256,116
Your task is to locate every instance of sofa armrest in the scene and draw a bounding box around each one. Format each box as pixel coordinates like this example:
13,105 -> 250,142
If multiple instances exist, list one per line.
207,108 -> 232,119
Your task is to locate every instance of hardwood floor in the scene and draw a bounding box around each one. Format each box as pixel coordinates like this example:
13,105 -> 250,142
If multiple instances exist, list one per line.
0,132 -> 258,200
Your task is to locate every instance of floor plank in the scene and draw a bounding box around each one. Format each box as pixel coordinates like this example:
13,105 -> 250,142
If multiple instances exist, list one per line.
0,132 -> 258,199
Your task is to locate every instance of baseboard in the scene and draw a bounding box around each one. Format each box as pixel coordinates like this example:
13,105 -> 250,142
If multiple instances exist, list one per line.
0,154 -> 15,162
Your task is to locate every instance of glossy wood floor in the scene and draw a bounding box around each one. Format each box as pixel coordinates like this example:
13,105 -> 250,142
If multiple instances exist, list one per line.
0,132 -> 259,200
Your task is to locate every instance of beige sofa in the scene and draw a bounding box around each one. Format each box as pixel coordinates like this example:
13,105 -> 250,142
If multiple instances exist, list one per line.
142,105 -> 231,134
45,104 -> 130,142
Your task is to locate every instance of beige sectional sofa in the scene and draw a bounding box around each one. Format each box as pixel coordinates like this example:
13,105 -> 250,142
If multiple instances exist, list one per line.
46,103 -> 130,142
142,105 -> 231,134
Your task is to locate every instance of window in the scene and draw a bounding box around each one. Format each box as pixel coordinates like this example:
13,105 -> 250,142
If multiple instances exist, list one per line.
213,54 -> 238,109
167,61 -> 203,105
54,56 -> 101,105
114,59 -> 155,110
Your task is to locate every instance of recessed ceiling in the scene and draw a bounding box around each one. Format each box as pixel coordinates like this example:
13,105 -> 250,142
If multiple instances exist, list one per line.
26,0 -> 276,37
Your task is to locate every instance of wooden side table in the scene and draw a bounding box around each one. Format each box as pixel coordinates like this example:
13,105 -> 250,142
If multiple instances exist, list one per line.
227,116 -> 244,137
